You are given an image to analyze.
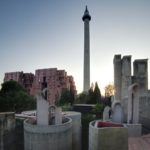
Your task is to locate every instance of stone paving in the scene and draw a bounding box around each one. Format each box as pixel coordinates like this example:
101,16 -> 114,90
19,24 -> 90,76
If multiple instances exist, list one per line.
129,134 -> 150,150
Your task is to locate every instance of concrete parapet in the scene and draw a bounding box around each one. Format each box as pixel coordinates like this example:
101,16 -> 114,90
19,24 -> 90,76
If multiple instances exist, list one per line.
89,121 -> 128,150
24,117 -> 72,150
64,111 -> 82,150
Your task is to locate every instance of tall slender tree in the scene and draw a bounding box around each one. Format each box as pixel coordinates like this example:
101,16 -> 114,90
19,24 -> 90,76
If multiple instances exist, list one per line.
93,82 -> 101,104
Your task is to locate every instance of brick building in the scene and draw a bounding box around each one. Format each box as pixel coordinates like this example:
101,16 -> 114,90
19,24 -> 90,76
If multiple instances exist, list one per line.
4,71 -> 34,94
31,68 -> 77,105
4,68 -> 77,105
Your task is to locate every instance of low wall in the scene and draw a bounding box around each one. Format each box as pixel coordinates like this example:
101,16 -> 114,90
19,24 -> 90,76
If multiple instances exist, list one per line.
0,112 -> 16,150
122,93 -> 150,131
24,117 -> 72,150
73,104 -> 95,114
89,121 -> 128,150
139,95 -> 150,131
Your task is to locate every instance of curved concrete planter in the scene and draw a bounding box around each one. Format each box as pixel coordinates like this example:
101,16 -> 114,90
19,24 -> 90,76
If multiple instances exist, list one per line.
24,117 -> 72,150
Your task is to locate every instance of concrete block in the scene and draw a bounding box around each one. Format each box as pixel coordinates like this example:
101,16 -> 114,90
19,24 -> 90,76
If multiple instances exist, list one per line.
89,121 -> 128,150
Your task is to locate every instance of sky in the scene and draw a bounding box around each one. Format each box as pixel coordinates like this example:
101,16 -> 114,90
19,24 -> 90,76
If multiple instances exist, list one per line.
0,0 -> 150,94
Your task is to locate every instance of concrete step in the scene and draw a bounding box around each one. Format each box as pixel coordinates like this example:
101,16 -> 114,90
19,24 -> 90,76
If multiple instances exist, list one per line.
129,134 -> 150,150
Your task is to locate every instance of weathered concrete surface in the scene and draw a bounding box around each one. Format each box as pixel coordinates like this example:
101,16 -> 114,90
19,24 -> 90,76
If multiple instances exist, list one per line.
121,56 -> 132,100
103,106 -> 111,121
24,117 -> 72,150
89,121 -> 128,150
36,93 -> 49,125
112,102 -> 124,123
83,7 -> 91,92
64,111 -> 81,150
15,118 -> 24,150
129,134 -> 150,150
128,84 -> 139,124
0,112 -> 16,150
113,55 -> 122,101
133,59 -> 148,94
125,124 -> 142,137
139,94 -> 150,130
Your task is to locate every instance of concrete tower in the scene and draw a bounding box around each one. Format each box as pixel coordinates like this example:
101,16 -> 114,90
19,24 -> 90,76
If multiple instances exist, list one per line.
121,55 -> 132,99
82,6 -> 91,92
133,59 -> 148,94
113,55 -> 122,101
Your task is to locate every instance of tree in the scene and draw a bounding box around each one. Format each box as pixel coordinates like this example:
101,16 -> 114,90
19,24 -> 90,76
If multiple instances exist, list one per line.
75,92 -> 88,104
105,84 -> 115,97
75,82 -> 102,104
0,80 -> 36,112
93,82 -> 101,104
58,89 -> 75,106
86,86 -> 94,104
92,103 -> 104,118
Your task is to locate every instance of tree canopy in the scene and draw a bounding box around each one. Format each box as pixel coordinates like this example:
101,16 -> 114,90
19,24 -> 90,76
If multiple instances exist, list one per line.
0,80 -> 36,113
57,89 -> 75,106
76,82 -> 101,104
105,84 -> 115,97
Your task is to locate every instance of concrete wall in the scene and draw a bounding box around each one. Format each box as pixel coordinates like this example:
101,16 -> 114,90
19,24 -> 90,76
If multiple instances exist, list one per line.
0,112 -> 16,150
133,59 -> 148,94
121,92 -> 150,129
64,111 -> 81,150
122,97 -> 128,122
15,118 -> 24,150
89,121 -> 128,150
121,56 -> 131,100
24,117 -> 72,150
139,94 -> 150,130
124,124 -> 141,137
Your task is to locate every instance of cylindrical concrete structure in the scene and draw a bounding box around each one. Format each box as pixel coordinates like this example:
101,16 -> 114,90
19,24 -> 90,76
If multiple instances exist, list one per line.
64,111 -> 82,150
24,117 -> 72,150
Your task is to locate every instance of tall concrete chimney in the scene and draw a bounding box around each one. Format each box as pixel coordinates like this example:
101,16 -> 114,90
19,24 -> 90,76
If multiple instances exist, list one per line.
82,6 -> 91,92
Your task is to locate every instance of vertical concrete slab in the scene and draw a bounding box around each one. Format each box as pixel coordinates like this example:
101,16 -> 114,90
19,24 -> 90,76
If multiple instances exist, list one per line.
128,84 -> 139,124
103,106 -> 111,121
112,103 -> 124,123
37,94 -> 49,125
113,55 -> 122,101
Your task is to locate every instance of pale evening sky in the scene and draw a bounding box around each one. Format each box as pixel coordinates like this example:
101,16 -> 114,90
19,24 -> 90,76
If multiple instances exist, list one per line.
0,0 -> 150,94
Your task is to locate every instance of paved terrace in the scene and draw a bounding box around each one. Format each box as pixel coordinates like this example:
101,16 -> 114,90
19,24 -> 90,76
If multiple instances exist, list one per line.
129,134 -> 150,150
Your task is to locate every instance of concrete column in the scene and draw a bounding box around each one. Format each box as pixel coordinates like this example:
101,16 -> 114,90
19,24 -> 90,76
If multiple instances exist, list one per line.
83,20 -> 90,91
55,107 -> 62,125
121,56 -> 132,99
36,94 -> 49,125
82,6 -> 91,92
113,55 -> 122,101
127,84 -> 139,124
